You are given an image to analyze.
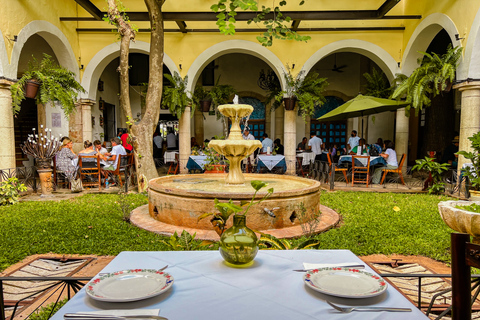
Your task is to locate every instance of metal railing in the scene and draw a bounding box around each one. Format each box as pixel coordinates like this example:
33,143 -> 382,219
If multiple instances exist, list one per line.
0,167 -> 38,192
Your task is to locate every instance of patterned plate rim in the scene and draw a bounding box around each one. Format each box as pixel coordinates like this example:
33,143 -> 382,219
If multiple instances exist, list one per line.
303,267 -> 387,298
86,269 -> 174,302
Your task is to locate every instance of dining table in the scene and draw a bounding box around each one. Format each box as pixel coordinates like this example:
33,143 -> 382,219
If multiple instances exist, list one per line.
186,155 -> 207,171
257,155 -> 287,172
51,250 -> 428,320
296,151 -> 316,166
338,155 -> 387,167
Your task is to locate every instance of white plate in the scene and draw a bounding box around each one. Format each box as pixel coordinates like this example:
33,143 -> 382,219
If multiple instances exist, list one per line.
86,269 -> 174,302
304,267 -> 387,298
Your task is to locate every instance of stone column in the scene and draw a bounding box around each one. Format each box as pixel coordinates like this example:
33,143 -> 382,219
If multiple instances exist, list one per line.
37,104 -> 46,130
81,99 -> 94,143
194,111 -> 204,146
395,108 -> 409,173
275,107 -> 284,141
69,99 -> 95,152
284,110 -> 296,175
179,106 -> 191,174
0,79 -> 16,169
454,81 -> 480,170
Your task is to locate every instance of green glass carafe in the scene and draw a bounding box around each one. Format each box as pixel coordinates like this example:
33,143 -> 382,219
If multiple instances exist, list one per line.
219,215 -> 258,265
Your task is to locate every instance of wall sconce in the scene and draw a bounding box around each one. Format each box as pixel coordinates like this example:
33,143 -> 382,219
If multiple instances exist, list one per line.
99,98 -> 105,110
455,34 -> 465,41
79,64 -> 84,70
98,79 -> 104,91
8,35 -> 17,42
91,116 -> 95,126
179,64 -> 182,70
292,64 -> 295,69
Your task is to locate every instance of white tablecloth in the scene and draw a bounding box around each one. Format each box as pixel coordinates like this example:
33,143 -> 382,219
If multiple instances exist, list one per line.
164,151 -> 178,163
51,250 -> 427,320
297,152 -> 315,165
257,155 -> 285,171
190,155 -> 207,169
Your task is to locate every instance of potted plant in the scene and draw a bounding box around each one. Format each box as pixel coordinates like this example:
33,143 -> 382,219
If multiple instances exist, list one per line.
192,86 -> 213,113
391,44 -> 462,116
11,54 -> 85,116
209,77 -> 236,117
275,66 -> 329,120
20,126 -> 62,196
457,132 -> 480,199
197,180 -> 274,265
258,69 -> 282,111
412,156 -> 450,194
161,72 -> 193,118
203,141 -> 228,173
363,68 -> 393,99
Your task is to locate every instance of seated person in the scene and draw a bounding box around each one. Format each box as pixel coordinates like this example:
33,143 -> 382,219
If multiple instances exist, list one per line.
274,138 -> 284,155
261,133 -> 274,153
441,136 -> 459,169
99,137 -> 127,183
94,140 -> 108,155
350,139 -> 369,155
78,140 -> 98,168
56,138 -> 78,181
372,140 -> 398,184
297,137 -> 308,151
373,138 -> 383,153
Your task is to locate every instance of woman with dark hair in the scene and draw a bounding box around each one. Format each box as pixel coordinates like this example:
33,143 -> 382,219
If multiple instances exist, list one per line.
274,138 -> 284,155
78,140 -> 98,168
372,140 -> 398,184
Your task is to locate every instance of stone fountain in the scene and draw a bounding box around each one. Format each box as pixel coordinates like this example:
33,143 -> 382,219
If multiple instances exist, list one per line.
132,101 -> 339,240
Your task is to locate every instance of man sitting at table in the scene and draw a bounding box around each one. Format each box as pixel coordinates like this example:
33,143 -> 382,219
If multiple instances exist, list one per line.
166,128 -> 177,150
349,139 -> 369,155
372,140 -> 398,184
261,133 -> 274,153
99,137 -> 127,183
297,137 -> 308,151
308,131 -> 324,161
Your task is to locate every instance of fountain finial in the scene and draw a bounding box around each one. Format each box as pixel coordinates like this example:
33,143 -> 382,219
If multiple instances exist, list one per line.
233,94 -> 239,105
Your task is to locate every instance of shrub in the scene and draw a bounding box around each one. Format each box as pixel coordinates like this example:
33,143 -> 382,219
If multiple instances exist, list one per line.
0,178 -> 27,205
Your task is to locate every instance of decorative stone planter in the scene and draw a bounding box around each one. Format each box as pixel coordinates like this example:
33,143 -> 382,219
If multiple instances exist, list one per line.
204,164 -> 226,174
438,200 -> 480,243
37,168 -> 53,196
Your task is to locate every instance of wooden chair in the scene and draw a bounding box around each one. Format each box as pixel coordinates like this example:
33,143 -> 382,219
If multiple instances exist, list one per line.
103,154 -> 129,187
52,156 -> 69,190
351,155 -> 370,187
78,155 -> 101,190
451,233 -> 480,319
166,153 -> 179,175
327,153 -> 349,183
380,153 -> 406,185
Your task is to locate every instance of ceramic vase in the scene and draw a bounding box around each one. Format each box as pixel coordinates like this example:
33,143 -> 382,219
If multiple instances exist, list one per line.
37,168 -> 53,196
219,215 -> 258,266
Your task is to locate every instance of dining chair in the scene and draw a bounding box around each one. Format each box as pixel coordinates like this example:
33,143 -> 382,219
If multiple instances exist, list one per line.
78,155 -> 101,190
380,153 -> 406,185
351,155 -> 370,187
103,154 -> 129,187
166,153 -> 179,175
451,232 -> 480,319
52,156 -> 69,190
327,153 -> 349,183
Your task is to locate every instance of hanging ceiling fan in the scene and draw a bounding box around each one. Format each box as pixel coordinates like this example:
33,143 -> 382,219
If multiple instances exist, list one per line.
331,53 -> 347,73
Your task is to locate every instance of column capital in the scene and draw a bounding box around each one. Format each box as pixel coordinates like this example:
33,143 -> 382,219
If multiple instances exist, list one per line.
0,78 -> 15,89
453,81 -> 480,92
76,98 -> 96,107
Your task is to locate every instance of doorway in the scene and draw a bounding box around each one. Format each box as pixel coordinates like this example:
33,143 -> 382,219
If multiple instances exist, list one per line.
103,103 -> 116,141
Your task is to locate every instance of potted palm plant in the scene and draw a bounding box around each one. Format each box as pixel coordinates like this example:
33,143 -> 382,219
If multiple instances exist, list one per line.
363,68 -> 393,99
192,86 -> 212,112
275,66 -> 329,120
391,44 -> 462,116
11,54 -> 85,116
162,72 -> 193,118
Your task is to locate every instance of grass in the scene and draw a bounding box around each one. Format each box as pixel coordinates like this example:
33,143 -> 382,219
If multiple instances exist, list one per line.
0,191 -> 454,272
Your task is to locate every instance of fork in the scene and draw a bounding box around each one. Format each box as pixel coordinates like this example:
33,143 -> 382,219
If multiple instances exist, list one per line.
326,301 -> 412,313
98,265 -> 168,276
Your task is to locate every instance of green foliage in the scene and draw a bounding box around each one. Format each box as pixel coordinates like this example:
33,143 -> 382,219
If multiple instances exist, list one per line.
211,0 -> 310,47
197,180 -> 273,234
412,157 -> 450,194
203,140 -> 228,170
209,77 -> 236,109
161,72 -> 192,118
275,67 -> 329,121
0,178 -> 27,206
192,85 -> 213,111
456,203 -> 480,213
10,54 -> 85,117
363,68 -> 393,98
457,131 -> 480,191
258,233 -> 319,250
391,45 -> 462,116
29,298 -> 68,320
160,230 -> 210,251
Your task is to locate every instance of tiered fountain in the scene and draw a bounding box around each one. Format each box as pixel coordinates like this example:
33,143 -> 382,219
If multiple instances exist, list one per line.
134,102 -> 337,240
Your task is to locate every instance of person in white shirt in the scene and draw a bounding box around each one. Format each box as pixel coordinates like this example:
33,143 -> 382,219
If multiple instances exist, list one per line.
347,130 -> 360,153
261,133 -> 274,153
372,140 -> 398,184
166,129 -> 177,150
308,131 -> 324,161
100,137 -> 127,171
243,128 -> 255,140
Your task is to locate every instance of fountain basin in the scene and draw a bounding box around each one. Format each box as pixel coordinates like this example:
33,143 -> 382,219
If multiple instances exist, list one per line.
148,174 -> 321,231
438,200 -> 480,243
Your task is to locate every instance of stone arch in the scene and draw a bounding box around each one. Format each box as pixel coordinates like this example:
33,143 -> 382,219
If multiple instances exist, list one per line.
0,29 -> 7,77
402,13 -> 461,76
301,39 -> 398,82
463,7 -> 480,80
81,40 -> 178,100
7,20 -> 78,79
185,40 -> 286,92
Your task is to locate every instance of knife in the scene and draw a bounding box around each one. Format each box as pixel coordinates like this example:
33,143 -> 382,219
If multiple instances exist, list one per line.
293,264 -> 365,272
64,314 -> 168,320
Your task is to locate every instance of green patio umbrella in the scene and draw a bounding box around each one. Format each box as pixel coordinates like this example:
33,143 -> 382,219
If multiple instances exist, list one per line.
317,94 -> 410,138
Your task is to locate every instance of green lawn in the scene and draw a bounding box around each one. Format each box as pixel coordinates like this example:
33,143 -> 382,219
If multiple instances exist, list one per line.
0,191 -> 454,272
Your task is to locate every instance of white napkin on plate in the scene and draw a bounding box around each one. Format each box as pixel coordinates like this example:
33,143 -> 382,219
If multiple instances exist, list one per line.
303,262 -> 365,270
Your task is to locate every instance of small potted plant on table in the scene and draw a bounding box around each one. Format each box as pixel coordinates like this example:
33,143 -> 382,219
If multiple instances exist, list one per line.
203,142 -> 228,173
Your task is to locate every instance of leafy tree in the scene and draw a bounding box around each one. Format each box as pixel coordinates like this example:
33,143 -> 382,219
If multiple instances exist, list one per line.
105,0 -> 309,190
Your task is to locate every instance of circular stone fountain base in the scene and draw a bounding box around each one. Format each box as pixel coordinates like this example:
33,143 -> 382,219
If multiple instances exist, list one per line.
131,203 -> 339,240
140,173 -> 339,240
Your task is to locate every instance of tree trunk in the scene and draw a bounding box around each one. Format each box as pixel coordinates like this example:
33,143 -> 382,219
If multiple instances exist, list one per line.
107,0 -> 165,192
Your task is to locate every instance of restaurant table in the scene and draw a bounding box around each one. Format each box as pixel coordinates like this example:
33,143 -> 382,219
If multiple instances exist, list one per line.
257,155 -> 287,172
186,155 -> 207,171
51,250 -> 427,320
296,151 -> 315,166
338,155 -> 387,167
163,151 -> 178,163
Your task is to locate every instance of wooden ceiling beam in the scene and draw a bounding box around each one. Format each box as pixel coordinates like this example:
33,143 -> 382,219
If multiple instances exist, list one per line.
176,21 -> 188,33
73,0 -> 103,20
377,0 -> 401,18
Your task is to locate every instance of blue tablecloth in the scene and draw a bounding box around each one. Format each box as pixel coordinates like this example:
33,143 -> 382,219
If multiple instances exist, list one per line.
186,155 -> 207,170
338,155 -> 387,167
257,155 -> 287,172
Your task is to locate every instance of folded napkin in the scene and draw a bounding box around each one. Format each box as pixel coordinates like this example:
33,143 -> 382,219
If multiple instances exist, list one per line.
303,262 -> 365,270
